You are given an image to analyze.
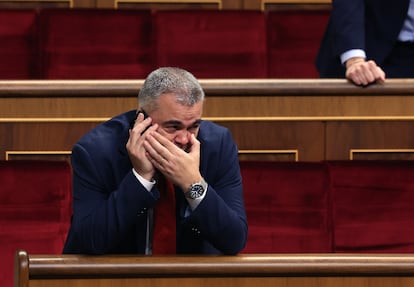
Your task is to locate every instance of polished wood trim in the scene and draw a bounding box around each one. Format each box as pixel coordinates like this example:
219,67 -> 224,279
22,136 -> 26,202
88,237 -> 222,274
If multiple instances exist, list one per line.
14,251 -> 29,287
2,79 -> 414,119
114,0 -> 222,9
16,250 -> 414,277
0,0 -> 73,7
239,149 -> 299,161
5,151 -> 71,160
349,149 -> 414,160
0,118 -> 109,123
4,150 -> 296,160
3,116 -> 414,122
261,0 -> 331,10
1,79 -> 414,97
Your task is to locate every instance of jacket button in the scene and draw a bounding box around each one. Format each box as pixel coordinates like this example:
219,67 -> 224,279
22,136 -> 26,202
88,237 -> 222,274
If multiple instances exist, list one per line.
191,227 -> 201,235
137,209 -> 147,216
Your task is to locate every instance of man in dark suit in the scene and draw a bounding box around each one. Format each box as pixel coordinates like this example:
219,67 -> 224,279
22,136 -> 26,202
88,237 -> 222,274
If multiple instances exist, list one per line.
63,67 -> 247,255
316,0 -> 414,86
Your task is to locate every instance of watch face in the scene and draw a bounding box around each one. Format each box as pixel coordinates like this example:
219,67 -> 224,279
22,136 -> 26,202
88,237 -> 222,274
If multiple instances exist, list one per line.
188,184 -> 204,199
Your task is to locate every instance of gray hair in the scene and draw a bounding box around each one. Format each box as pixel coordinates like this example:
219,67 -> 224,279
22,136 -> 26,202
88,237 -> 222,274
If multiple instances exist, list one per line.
138,67 -> 205,112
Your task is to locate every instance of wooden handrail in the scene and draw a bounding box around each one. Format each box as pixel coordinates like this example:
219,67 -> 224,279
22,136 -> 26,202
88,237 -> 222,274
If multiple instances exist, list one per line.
15,250 -> 414,278
1,79 -> 414,97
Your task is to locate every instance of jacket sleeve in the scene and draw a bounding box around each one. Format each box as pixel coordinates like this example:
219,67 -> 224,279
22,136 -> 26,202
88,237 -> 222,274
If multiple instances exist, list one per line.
330,0 -> 366,56
65,143 -> 158,254
189,126 -> 248,255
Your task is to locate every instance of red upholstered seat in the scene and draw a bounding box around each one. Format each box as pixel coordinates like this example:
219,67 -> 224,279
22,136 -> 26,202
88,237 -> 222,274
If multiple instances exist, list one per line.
328,160 -> 414,253
266,9 -> 330,78
153,10 -> 268,78
38,9 -> 153,79
0,160 -> 72,287
240,161 -> 332,253
0,9 -> 38,79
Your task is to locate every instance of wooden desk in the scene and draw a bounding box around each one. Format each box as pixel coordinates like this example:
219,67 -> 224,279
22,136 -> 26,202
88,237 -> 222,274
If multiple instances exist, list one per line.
14,250 -> 414,287
1,79 -> 414,161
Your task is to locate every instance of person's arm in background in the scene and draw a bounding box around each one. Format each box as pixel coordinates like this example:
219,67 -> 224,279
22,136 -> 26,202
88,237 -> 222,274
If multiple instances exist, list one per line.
332,0 -> 385,86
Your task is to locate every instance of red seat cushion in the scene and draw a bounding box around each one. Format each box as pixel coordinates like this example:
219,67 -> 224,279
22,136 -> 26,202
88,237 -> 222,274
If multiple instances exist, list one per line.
0,160 -> 72,287
328,160 -> 414,253
240,161 -> 332,253
154,10 -> 268,78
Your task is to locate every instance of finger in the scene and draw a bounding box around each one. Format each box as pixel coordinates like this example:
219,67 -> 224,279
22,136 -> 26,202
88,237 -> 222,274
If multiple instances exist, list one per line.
130,111 -> 144,130
187,133 -> 200,153
349,73 -> 364,86
131,113 -> 152,133
365,61 -> 386,83
144,133 -> 171,163
145,147 -> 171,176
373,67 -> 386,83
149,131 -> 182,158
363,70 -> 376,85
151,130 -> 174,149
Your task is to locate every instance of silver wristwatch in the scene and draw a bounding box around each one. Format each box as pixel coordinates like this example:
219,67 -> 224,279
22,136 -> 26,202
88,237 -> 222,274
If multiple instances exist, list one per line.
184,178 -> 208,199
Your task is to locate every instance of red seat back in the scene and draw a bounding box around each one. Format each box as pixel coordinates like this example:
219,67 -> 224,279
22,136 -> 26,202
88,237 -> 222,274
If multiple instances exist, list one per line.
240,161 -> 332,253
0,9 -> 38,79
38,9 -> 153,79
267,9 -> 330,78
328,160 -> 414,253
0,160 -> 72,287
154,10 -> 268,78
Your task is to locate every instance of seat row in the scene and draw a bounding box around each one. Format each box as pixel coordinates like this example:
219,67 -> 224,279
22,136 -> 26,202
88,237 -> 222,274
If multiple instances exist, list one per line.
3,159 -> 414,286
0,8 -> 330,80
241,160 -> 414,253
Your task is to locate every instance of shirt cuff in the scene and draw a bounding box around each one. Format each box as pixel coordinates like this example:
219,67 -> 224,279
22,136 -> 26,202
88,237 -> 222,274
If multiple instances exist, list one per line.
132,168 -> 155,191
340,49 -> 366,65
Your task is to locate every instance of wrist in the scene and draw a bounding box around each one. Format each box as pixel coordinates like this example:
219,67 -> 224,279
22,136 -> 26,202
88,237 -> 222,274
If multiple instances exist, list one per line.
346,57 -> 365,69
184,177 -> 208,200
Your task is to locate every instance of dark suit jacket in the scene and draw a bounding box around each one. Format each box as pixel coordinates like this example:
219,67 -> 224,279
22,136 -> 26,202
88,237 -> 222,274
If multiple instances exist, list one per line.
316,0 -> 410,77
63,110 -> 247,255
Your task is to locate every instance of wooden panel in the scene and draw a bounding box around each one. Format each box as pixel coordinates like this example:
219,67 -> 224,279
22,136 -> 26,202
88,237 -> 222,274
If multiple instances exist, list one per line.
5,151 -> 71,161
98,0 -> 248,9
0,0 -> 72,8
0,121 -> 98,161
14,251 -> 414,287
2,79 -> 414,161
220,120 -> 324,161
2,79 -> 414,118
114,0 -> 222,9
326,121 -> 414,160
350,150 -> 414,161
261,0 -> 331,11
0,120 -> 324,161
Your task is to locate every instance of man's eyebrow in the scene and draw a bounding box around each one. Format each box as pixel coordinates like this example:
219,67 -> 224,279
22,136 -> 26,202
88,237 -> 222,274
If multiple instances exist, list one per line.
162,119 -> 202,126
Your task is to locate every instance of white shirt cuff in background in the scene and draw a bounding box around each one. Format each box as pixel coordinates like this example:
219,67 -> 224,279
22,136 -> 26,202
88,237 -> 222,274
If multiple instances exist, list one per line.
132,168 -> 155,191
340,49 -> 366,65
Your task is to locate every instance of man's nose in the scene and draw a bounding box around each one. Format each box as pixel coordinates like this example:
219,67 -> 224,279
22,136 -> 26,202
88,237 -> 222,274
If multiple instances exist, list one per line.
174,129 -> 190,144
